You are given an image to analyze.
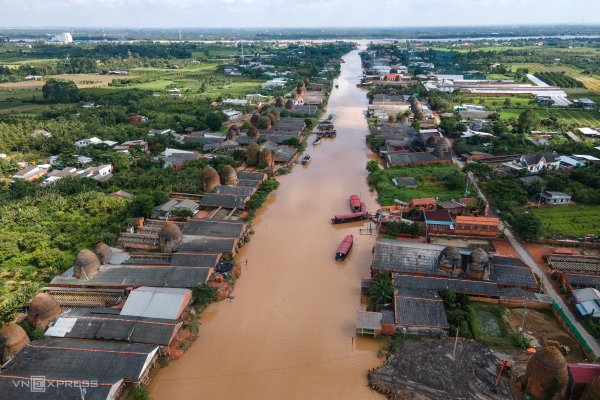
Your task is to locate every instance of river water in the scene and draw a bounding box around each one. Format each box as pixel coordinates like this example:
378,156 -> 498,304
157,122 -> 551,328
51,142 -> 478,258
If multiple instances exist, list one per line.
149,48 -> 386,400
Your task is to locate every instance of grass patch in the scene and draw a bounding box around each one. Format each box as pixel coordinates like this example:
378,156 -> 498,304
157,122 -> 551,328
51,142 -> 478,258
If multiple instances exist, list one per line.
499,108 -> 549,120
525,204 -> 600,238
368,163 -> 466,206
470,303 -> 530,351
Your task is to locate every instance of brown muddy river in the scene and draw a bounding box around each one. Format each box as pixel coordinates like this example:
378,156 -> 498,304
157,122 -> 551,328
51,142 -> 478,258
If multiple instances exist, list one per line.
149,48 -> 386,400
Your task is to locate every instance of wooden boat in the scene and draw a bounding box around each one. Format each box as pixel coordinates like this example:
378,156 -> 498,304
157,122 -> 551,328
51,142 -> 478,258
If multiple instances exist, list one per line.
350,195 -> 360,212
301,155 -> 311,164
336,235 -> 353,261
325,114 -> 336,123
331,212 -> 368,224
313,137 -> 322,145
335,84 -> 339,89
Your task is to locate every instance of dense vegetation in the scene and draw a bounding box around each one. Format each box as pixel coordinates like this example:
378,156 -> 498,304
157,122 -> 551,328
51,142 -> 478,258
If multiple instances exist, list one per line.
533,72 -> 584,88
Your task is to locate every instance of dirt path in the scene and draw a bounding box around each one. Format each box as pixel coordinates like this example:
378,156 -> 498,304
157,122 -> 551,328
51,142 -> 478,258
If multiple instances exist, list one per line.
0,104 -> 44,114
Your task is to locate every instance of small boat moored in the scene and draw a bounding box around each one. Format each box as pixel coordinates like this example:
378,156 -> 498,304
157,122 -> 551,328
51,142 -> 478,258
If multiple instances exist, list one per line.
336,235 -> 353,261
313,137 -> 322,145
325,114 -> 336,123
331,212 -> 369,224
350,195 -> 360,212
335,84 -> 339,89
301,155 -> 311,164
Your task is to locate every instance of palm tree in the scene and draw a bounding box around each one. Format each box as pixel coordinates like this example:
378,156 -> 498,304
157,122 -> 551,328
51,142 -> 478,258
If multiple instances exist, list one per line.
370,272 -> 394,306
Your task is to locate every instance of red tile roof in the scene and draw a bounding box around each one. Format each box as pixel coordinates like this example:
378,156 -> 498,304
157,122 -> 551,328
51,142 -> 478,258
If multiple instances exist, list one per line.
410,198 -> 437,206
456,216 -> 499,226
568,364 -> 600,383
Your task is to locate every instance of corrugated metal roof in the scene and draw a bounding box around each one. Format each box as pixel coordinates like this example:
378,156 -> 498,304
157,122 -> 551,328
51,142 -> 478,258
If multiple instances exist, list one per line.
3,339 -> 158,382
395,295 -> 449,328
121,287 -> 192,320
356,312 -> 382,330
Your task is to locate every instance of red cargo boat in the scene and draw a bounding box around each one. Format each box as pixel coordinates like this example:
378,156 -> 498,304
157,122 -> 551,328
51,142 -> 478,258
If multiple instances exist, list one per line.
331,211 -> 368,224
360,202 -> 366,213
336,235 -> 353,261
350,195 -> 360,212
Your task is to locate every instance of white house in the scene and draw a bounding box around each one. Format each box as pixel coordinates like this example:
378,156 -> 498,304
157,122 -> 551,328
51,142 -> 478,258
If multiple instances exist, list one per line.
32,130 -> 52,138
148,129 -> 173,136
74,137 -> 103,148
221,109 -> 243,121
513,152 -> 560,173
79,164 -> 113,180
222,99 -> 249,105
292,98 -> 304,107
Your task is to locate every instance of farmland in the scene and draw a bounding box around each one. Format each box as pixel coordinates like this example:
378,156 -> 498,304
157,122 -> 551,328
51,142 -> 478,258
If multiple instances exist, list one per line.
526,204 -> 600,238
549,110 -> 600,127
563,87 -> 600,104
0,74 -> 134,90
499,108 -> 549,120
575,77 -> 600,95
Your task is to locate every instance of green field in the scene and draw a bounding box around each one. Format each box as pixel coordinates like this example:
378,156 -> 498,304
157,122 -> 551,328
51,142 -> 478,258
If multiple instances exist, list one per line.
369,163 -> 468,206
563,88 -> 600,104
549,110 -> 600,127
459,96 -> 532,108
499,108 -> 549,120
527,204 -> 600,238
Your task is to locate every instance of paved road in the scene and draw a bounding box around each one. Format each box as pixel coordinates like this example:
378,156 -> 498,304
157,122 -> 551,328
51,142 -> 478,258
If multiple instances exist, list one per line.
450,147 -> 600,357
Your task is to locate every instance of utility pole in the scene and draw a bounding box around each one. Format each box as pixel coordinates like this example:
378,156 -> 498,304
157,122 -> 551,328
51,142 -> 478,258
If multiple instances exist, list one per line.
520,299 -> 528,333
538,186 -> 545,208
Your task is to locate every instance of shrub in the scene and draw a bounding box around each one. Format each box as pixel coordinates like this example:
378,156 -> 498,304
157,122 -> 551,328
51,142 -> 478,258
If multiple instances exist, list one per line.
257,116 -> 271,130
241,121 -> 252,129
280,109 -> 291,117
244,236 -> 251,242
509,331 -> 531,349
178,342 -> 189,351
128,386 -> 150,400
158,356 -> 169,366
192,283 -> 215,304
560,286 -> 568,294
246,158 -> 257,166
256,162 -> 268,169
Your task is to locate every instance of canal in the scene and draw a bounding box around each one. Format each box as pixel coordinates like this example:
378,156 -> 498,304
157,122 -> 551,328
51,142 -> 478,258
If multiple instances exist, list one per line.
149,48 -> 386,400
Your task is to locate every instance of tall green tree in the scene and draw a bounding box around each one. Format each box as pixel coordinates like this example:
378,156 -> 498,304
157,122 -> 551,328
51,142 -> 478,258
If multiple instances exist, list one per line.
517,109 -> 541,134
511,212 -> 543,240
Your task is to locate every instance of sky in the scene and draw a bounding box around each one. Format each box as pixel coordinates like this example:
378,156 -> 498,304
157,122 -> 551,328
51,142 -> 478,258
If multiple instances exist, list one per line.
1,0 -> 600,28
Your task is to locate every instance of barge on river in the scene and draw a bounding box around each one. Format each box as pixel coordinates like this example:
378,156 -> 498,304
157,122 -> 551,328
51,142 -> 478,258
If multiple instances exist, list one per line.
331,211 -> 369,224
335,235 -> 353,261
350,195 -> 360,212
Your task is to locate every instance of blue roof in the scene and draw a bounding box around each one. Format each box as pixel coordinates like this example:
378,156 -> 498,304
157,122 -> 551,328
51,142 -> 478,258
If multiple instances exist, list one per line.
576,303 -> 589,316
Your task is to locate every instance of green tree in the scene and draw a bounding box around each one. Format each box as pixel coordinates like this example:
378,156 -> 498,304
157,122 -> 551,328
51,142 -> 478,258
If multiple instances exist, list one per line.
370,272 -> 394,306
42,79 -> 81,103
503,98 -> 512,107
128,144 -> 144,165
282,137 -> 300,147
113,152 -> 130,172
517,109 -> 541,134
128,194 -> 155,218
366,160 -> 381,174
34,248 -> 64,269
411,120 -> 421,132
462,160 -> 493,180
192,283 -> 215,304
280,109 -> 291,117
206,112 -> 223,131
512,212 -> 543,240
